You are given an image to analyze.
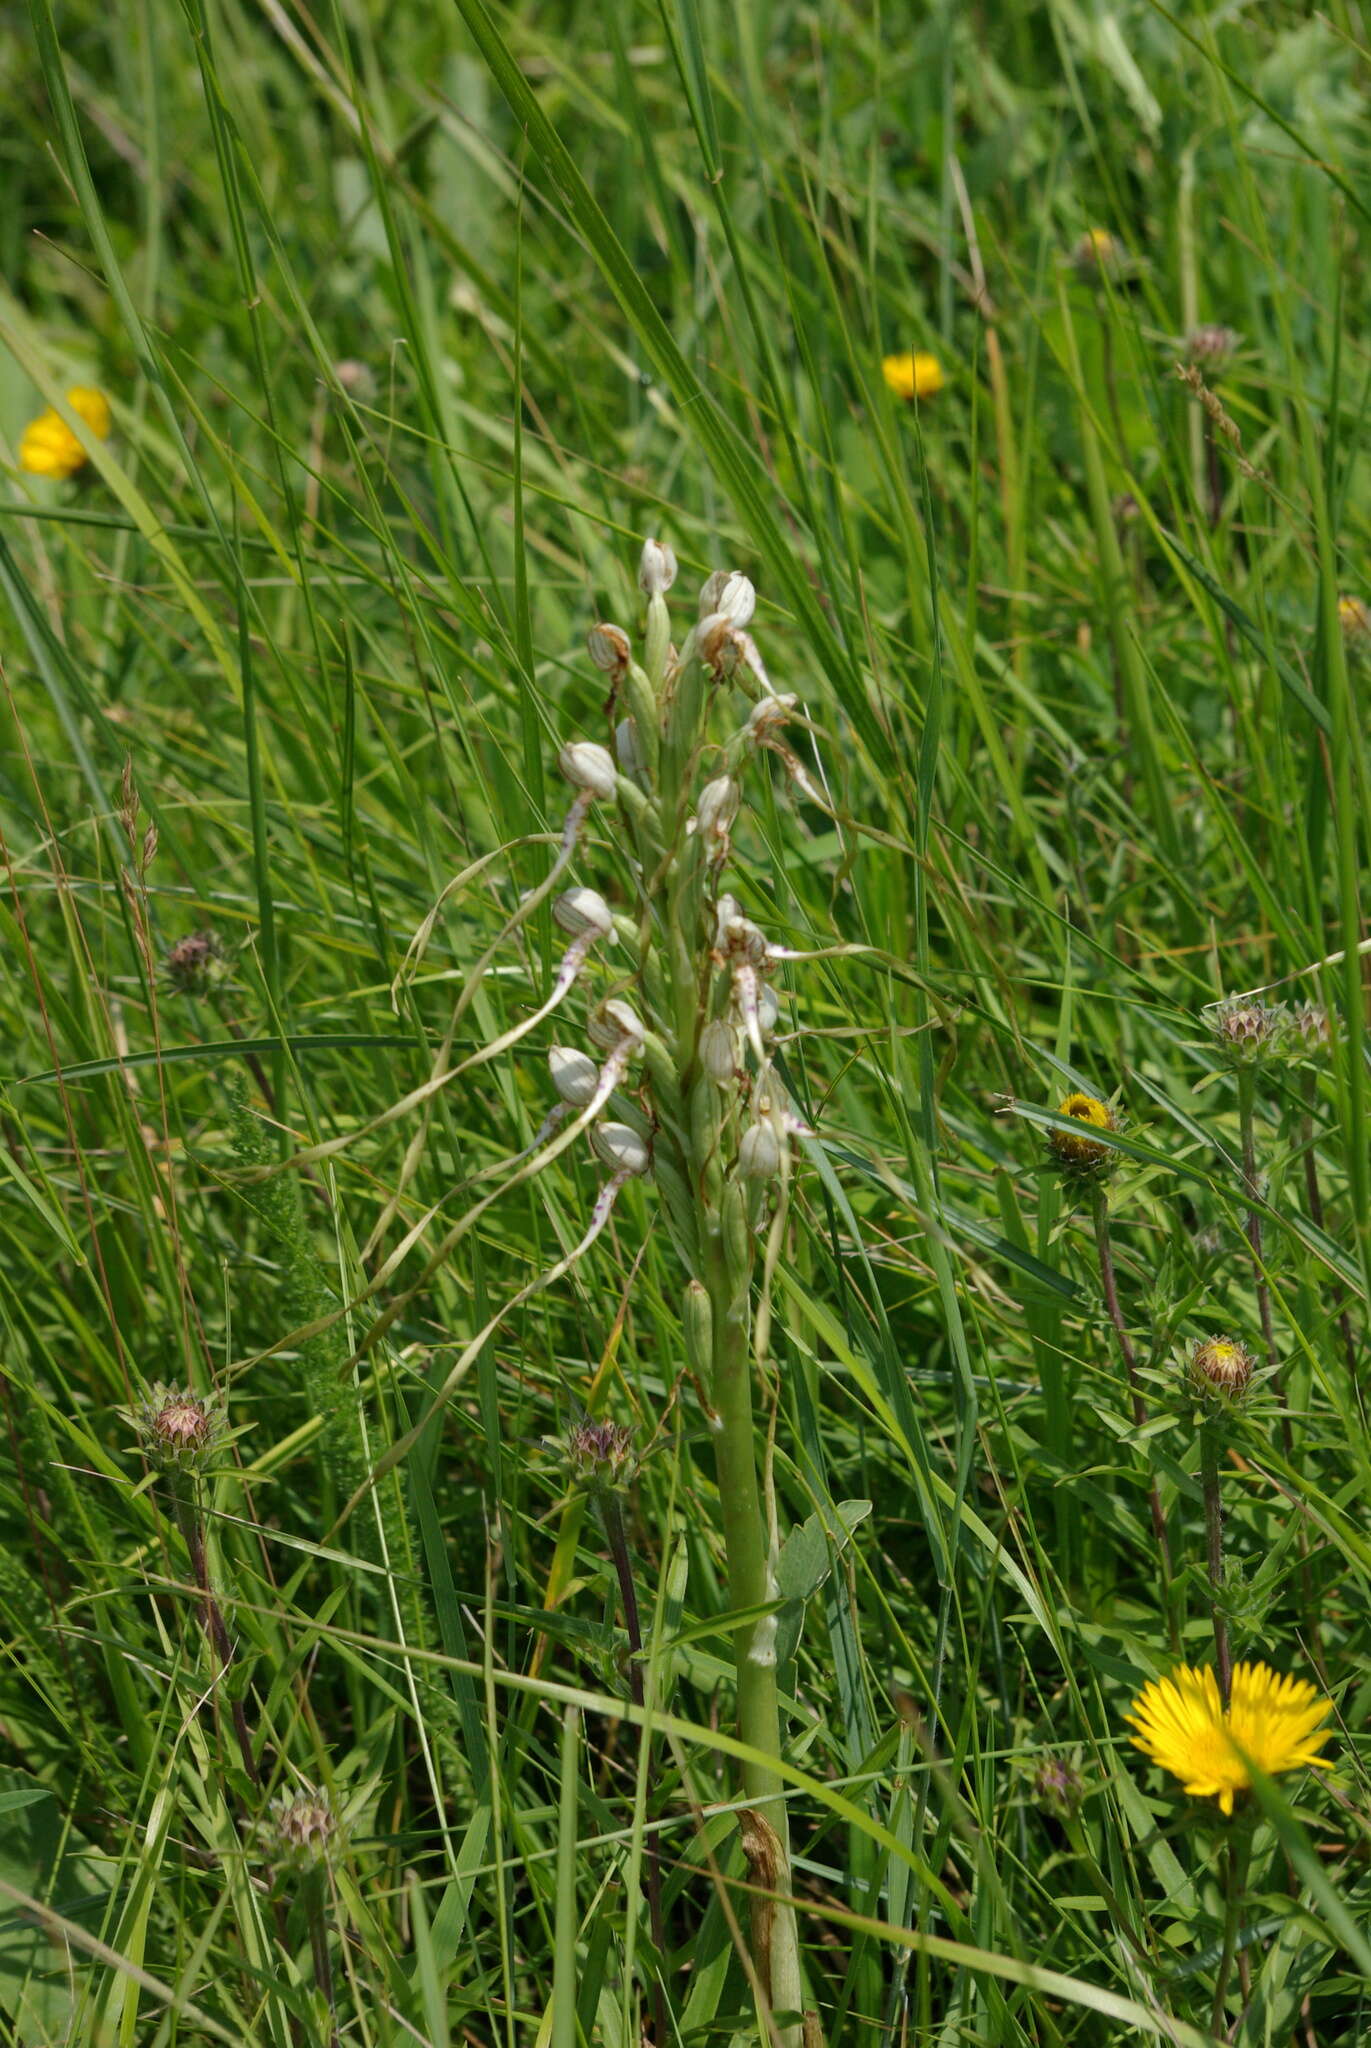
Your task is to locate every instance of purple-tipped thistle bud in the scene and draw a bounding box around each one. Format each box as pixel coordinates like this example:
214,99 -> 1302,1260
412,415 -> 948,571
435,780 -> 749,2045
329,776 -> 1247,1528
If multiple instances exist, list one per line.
1189,1334 -> 1255,1404
699,1018 -> 737,1084
587,622 -> 632,676
587,998 -> 644,1052
1032,1756 -> 1084,1820
591,1121 -> 650,1176
554,887 -> 615,939
738,1119 -> 783,1181
164,929 -> 230,998
549,1045 -> 599,1106
132,1384 -> 221,1468
567,1417 -> 636,1491
558,740 -> 618,801
266,1785 -> 338,1871
1206,997 -> 1287,1068
1289,1001 -> 1331,1056
1186,324 -> 1239,374
638,538 -> 677,596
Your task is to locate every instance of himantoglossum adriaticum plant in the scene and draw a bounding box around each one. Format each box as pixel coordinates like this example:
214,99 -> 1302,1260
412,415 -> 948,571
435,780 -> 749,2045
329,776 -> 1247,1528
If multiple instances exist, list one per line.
393,538 -> 831,2041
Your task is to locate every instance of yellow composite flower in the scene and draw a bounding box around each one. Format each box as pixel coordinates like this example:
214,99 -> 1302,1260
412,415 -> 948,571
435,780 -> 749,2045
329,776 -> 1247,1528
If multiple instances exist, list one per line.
1046,1089 -> 1115,1170
882,351 -> 944,401
18,385 -> 112,480
1126,1662 -> 1333,1817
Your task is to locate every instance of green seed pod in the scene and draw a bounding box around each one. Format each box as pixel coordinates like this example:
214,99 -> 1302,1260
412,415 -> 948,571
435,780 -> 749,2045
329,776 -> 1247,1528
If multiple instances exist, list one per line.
683,1279 -> 713,1379
722,1179 -> 753,1293
690,1071 -> 722,1170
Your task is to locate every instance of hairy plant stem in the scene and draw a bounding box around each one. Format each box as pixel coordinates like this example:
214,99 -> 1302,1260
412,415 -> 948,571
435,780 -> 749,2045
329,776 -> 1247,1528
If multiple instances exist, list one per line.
1211,1821 -> 1253,2034
599,1492 -> 668,2042
172,1482 -> 260,1788
1200,1419 -> 1232,1708
302,1869 -> 339,2048
1091,1187 -> 1172,1589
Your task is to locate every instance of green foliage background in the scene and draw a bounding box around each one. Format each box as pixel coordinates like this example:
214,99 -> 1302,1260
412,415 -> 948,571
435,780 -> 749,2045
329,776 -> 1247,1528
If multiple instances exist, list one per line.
0,0 -> 1368,2041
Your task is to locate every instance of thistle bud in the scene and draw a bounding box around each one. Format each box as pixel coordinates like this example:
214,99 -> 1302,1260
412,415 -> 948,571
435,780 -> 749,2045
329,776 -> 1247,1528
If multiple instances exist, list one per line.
699,1018 -> 737,1083
567,1417 -> 636,1491
1186,324 -> 1239,374
549,1044 -> 599,1106
638,538 -> 677,596
164,929 -> 230,998
1032,1757 -> 1083,1820
266,1786 -> 337,1871
1046,1091 -> 1117,1172
1189,1334 -> 1254,1404
738,1119 -> 783,1181
1288,1001 -> 1331,1056
698,570 -> 756,628
132,1383 -> 221,1468
591,1121 -> 650,1176
695,775 -> 740,844
587,622 -> 631,675
554,887 -> 615,939
558,740 -> 618,801
587,998 -> 644,1051
1206,997 -> 1287,1067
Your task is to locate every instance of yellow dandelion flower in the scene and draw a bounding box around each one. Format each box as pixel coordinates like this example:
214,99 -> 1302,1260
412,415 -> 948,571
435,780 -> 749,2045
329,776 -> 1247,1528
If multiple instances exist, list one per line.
882,352 -> 944,402
1126,1662 -> 1332,1817
18,386 -> 112,480
1046,1089 -> 1116,1170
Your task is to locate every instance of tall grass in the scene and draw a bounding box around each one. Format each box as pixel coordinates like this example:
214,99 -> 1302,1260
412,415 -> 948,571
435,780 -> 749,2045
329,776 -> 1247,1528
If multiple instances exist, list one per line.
1,1 -> 1368,2042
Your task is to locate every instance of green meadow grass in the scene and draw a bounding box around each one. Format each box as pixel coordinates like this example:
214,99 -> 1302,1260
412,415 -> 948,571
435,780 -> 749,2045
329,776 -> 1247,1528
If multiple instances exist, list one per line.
1,0 -> 1368,2041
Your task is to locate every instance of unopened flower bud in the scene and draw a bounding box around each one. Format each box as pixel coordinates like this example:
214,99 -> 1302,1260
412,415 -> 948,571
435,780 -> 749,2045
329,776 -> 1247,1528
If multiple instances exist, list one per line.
554,887 -> 615,939
164,929 -> 229,998
587,998 -> 644,1051
738,1120 -> 783,1181
1189,1334 -> 1254,1404
1046,1091 -> 1117,1172
696,774 -> 740,842
698,570 -> 755,627
567,1417 -> 636,1490
1073,226 -> 1120,275
699,1018 -> 737,1083
1289,1001 -> 1331,1055
558,740 -> 618,801
757,984 -> 780,1036
591,1121 -> 650,1176
132,1383 -> 221,1467
266,1786 -> 338,1870
745,693 -> 796,740
587,621 -> 632,675
1186,324 -> 1239,374
549,1044 -> 599,1106
1032,1757 -> 1083,1819
1206,997 -> 1287,1067
615,716 -> 644,777
638,538 -> 677,596
697,611 -> 743,675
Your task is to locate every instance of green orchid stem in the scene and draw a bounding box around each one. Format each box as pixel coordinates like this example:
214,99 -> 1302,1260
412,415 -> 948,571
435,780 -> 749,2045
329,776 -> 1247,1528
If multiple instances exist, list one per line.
1211,1818 -> 1254,2034
1091,1187 -> 1172,1595
1200,1419 -> 1232,1709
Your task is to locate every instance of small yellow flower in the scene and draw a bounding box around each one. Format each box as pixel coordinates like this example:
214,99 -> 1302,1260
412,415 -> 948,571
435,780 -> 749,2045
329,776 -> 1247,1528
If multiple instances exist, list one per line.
882,352 -> 944,402
1126,1661 -> 1333,1817
1073,227 -> 1125,278
1046,1090 -> 1116,1170
18,385 -> 111,480
1338,595 -> 1370,642
1189,1334 -> 1254,1402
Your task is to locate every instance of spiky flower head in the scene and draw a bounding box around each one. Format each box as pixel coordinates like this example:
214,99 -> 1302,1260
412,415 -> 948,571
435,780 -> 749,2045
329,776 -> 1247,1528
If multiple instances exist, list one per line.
1046,1091 -> 1117,1172
567,1418 -> 636,1492
1126,1662 -> 1332,1816
164,929 -> 230,998
1288,1001 -> 1331,1058
131,1383 -> 222,1468
881,352 -> 944,401
1186,324 -> 1239,374
1189,1334 -> 1255,1405
1205,997 -> 1288,1068
1032,1755 -> 1083,1819
19,386 -> 112,479
264,1784 -> 338,1871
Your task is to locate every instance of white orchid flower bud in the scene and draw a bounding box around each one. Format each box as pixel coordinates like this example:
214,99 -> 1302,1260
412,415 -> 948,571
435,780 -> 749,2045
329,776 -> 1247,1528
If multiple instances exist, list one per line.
586,622 -> 631,675
549,1045 -> 599,1106
592,1121 -> 650,1176
738,1120 -> 783,1180
698,570 -> 756,627
587,998 -> 644,1051
638,538 -> 677,596
699,1018 -> 737,1083
615,716 -> 644,778
558,741 -> 618,801
758,983 -> 780,1036
695,774 -> 740,843
554,887 -> 615,938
